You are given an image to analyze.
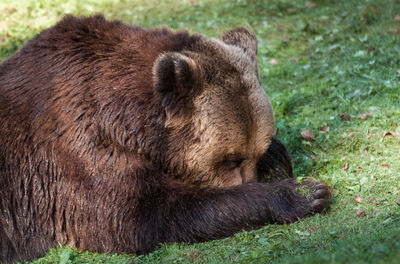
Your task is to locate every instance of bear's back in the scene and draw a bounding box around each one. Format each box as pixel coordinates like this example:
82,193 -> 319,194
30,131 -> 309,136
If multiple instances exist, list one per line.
0,15 -> 196,104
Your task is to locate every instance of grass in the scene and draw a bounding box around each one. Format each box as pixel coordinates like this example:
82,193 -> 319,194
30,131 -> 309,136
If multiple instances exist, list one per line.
1,0 -> 399,263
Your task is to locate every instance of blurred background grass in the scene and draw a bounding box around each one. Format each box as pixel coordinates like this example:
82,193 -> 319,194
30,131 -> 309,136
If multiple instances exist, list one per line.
1,0 -> 399,263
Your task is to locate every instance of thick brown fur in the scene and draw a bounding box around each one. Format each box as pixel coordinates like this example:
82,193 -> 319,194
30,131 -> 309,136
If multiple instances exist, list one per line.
0,15 -> 332,263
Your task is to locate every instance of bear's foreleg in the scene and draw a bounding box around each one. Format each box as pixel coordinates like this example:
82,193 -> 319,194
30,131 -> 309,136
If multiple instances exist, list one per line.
132,165 -> 331,254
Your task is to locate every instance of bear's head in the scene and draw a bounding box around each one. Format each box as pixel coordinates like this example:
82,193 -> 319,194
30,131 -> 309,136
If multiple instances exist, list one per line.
153,28 -> 274,187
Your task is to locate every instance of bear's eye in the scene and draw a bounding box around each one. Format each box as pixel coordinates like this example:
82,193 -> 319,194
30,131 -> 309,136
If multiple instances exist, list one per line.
222,158 -> 244,170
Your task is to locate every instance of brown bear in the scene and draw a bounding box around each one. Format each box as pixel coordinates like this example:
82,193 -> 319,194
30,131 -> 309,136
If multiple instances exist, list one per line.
0,15 -> 332,263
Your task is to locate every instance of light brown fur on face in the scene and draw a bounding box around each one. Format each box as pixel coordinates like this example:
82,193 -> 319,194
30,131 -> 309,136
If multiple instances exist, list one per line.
179,29 -> 275,187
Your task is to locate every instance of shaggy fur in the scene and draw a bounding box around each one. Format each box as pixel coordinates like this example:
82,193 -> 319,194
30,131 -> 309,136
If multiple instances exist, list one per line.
0,15 -> 332,263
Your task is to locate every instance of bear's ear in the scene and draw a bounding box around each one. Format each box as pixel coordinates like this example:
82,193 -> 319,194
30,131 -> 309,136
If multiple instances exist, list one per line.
222,27 -> 258,59
153,52 -> 199,126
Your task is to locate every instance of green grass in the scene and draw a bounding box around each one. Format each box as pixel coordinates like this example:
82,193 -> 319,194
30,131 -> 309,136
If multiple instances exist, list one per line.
1,0 -> 399,263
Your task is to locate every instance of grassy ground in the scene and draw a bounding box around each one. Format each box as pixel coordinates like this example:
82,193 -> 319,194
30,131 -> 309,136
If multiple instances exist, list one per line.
1,0 -> 399,263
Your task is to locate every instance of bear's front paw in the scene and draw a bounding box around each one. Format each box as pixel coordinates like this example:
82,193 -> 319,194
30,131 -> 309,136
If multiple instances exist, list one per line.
271,177 -> 333,223
292,177 -> 333,217
302,179 -> 333,213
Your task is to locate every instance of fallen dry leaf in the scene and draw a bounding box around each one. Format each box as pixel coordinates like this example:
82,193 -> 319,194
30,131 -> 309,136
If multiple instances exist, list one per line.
305,1 -> 316,8
383,132 -> 399,139
269,58 -> 278,64
354,196 -> 363,203
372,200 -> 385,207
368,197 -> 376,202
377,199 -> 385,205
342,162 -> 349,171
381,163 -> 390,168
5,7 -> 17,14
394,14 -> 400,21
357,210 -> 366,217
340,156 -> 346,161
358,112 -> 372,120
339,113 -> 351,121
310,154 -> 316,160
319,125 -> 329,133
356,166 -> 363,173
301,129 -> 315,142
